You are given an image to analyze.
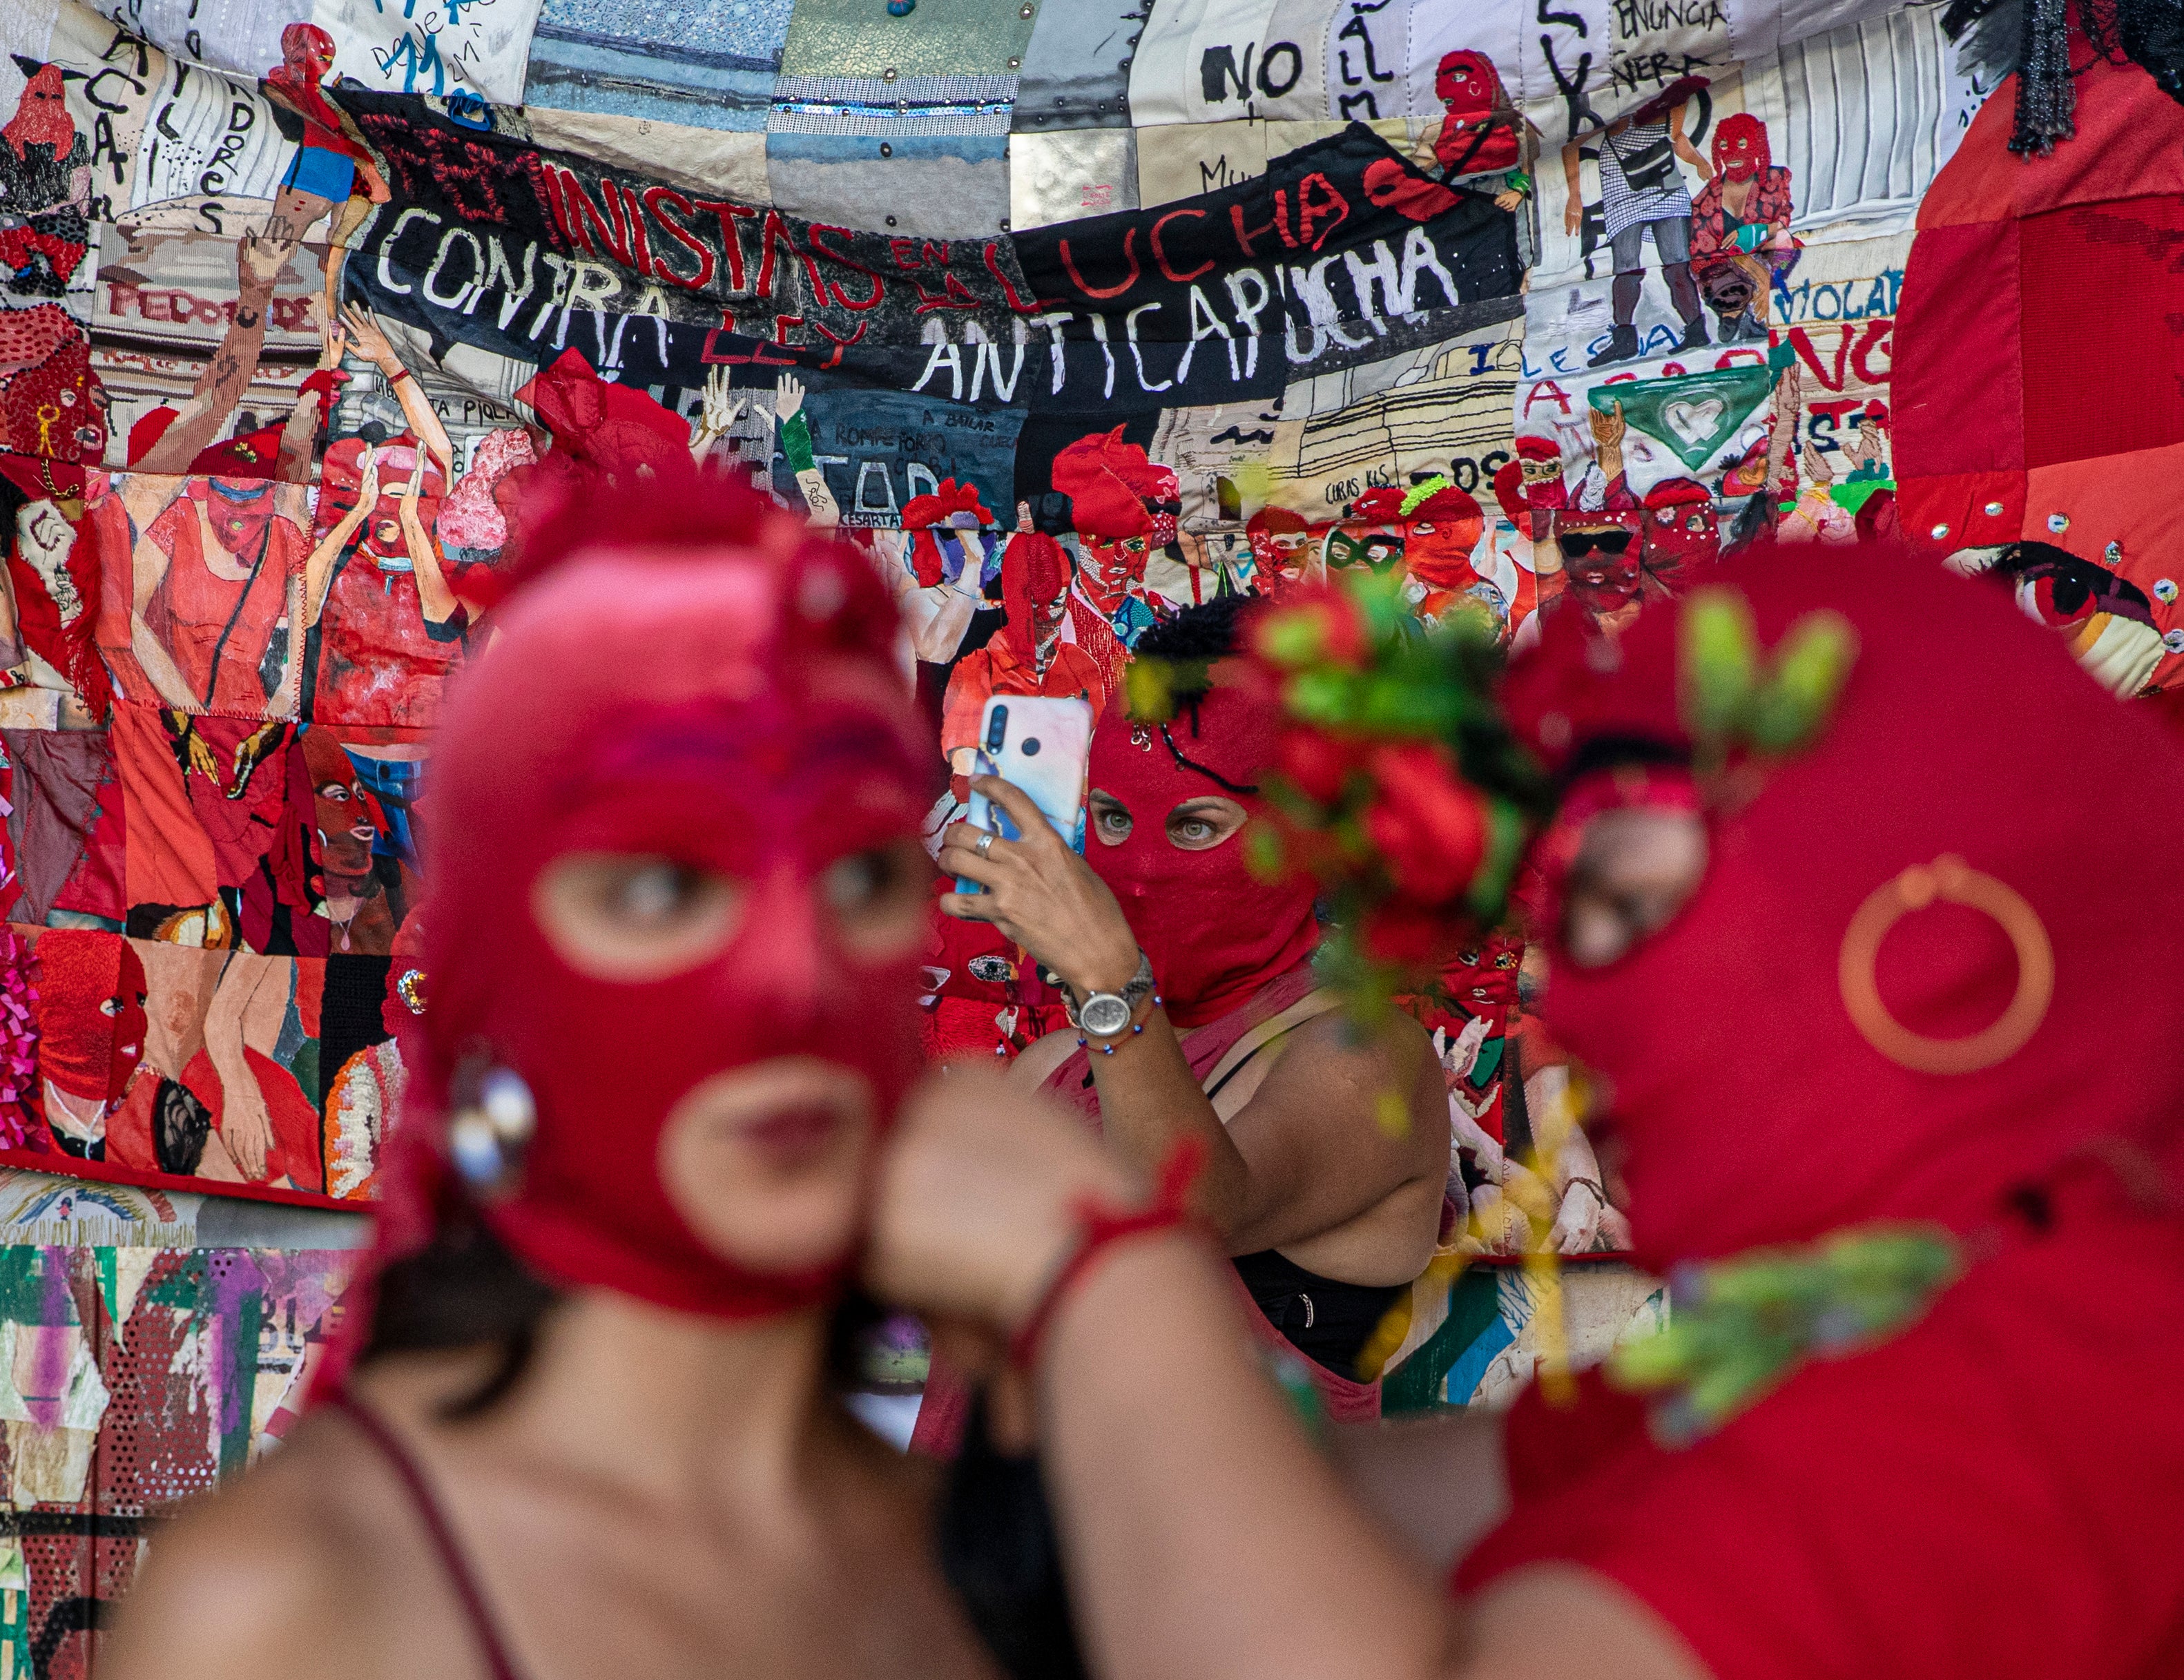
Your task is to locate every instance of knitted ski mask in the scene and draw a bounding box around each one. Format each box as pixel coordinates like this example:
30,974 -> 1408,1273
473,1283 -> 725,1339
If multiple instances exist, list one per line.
1086,611 -> 1318,1027
36,932 -> 146,1109
357,477 -> 934,1332
1503,540 -> 2184,1267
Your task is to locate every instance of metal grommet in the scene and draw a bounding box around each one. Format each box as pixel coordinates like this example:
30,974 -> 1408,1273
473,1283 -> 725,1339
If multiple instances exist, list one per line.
2104,541 -> 2122,563
1838,854 -> 2053,1076
882,65 -> 898,81
879,141 -> 892,156
1982,501 -> 2004,516
1119,56 -> 1132,69
2047,512 -> 2069,532
1929,523 -> 1950,540
1007,55 -> 1020,67
2156,579 -> 2177,604
998,217 -> 1010,230
1020,2 -> 1034,14
886,214 -> 898,226
2167,629 -> 2184,654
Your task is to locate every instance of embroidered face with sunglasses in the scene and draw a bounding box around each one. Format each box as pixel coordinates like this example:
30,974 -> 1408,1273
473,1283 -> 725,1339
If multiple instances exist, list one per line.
1552,514 -> 1646,630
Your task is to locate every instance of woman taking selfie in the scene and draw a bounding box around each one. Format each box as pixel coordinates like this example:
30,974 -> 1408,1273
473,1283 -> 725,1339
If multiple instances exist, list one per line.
104,481 -> 1007,1680
873,541 -> 2184,1680
929,598 -> 1449,1443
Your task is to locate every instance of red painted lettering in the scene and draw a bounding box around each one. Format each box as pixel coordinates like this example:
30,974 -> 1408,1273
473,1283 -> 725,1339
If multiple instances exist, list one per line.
1229,199 -> 1282,257
983,240 -> 1040,313
1292,172 -> 1350,251
1150,209 -> 1213,283
693,197 -> 759,292
1059,228 -> 1141,300
642,187 -> 716,290
807,225 -> 883,310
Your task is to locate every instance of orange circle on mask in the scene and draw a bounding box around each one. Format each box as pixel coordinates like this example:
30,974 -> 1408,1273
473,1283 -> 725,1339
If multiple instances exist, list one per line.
1837,855 -> 2053,1076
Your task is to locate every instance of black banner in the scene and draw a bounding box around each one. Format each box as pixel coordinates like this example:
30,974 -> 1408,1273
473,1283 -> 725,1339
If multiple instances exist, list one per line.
342,94 -> 1035,367
1012,126 -> 1524,405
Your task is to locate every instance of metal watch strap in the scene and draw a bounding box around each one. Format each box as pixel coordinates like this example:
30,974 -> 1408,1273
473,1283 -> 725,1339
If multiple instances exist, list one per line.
1066,950 -> 1156,1036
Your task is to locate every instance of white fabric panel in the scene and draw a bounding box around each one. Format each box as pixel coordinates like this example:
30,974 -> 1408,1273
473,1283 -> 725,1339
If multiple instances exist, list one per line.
1746,6 -> 1970,240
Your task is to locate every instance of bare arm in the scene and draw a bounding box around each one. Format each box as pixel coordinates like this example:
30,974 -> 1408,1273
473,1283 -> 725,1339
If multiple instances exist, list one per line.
864,1070 -> 1708,1680
102,1489 -> 347,1680
908,585 -> 978,664
345,304 -> 454,481
304,450 -> 378,628
396,455 -> 457,625
938,777 -> 1445,1256
202,954 -> 283,1181
133,234 -> 287,476
1669,104 -> 1710,177
1328,1409 -> 1510,1575
1561,140 -> 1585,235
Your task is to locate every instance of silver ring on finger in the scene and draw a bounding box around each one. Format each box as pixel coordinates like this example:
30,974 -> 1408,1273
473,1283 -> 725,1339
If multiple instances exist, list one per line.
975,829 -> 997,858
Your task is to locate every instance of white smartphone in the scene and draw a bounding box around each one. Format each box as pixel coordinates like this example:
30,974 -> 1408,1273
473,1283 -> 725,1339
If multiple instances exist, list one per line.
956,694 -> 1092,894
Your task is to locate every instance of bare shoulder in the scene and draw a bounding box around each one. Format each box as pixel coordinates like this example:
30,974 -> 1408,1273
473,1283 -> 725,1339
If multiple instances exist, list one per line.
1256,1005 -> 1447,1151
104,1415 -> 389,1680
1460,1563 -> 1709,1680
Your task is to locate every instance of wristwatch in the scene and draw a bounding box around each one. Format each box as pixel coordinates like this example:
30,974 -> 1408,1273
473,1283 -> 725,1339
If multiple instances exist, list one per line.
1066,950 -> 1157,1039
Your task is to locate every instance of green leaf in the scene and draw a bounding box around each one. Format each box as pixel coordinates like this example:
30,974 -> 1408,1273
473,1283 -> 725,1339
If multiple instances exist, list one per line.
1679,588 -> 1761,743
1746,610 -> 1859,754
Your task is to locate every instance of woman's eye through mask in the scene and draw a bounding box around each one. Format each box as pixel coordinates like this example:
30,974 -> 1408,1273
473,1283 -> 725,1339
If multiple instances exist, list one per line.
536,838 -> 931,982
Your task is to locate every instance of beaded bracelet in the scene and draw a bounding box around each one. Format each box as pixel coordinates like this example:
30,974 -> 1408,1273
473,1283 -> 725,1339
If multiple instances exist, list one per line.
1076,992 -> 1162,1056
1008,1134 -> 1208,1371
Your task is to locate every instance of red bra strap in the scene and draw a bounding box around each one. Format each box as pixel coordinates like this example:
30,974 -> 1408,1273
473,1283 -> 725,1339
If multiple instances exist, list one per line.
327,1389 -> 526,1680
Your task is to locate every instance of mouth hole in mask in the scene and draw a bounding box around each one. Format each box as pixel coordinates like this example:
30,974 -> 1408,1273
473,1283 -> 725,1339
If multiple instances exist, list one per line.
1558,807 -> 1710,969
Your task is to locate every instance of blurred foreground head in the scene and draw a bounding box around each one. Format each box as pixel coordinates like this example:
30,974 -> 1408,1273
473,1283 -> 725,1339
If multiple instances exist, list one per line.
365,472 -> 935,1351
1506,539 -> 2184,1266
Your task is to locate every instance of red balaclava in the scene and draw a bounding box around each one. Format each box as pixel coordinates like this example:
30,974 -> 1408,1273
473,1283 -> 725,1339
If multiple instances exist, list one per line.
4,66 -> 74,160
901,478 -> 993,589
5,334 -> 105,463
1246,506 -> 1313,580
351,476 -> 934,1340
35,932 -> 146,1108
1638,476 -> 1719,592
1404,483 -> 1487,593
1086,677 -> 1318,1027
1554,512 -> 1646,624
1711,113 -> 1770,183
1433,50 -> 1520,175
267,23 -> 342,133
1502,539 -> 2184,1267
999,529 -> 1070,662
191,476 -> 282,555
317,437 -> 448,563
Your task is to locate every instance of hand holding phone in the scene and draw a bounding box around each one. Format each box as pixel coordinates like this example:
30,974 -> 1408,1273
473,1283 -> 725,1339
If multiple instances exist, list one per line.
956,695 -> 1092,895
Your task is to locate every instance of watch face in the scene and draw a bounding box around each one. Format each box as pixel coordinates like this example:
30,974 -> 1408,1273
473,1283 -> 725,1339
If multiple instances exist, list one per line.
1079,993 -> 1131,1037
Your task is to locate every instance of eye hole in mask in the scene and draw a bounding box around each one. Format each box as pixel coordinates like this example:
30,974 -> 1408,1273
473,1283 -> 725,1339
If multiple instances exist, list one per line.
534,853 -> 746,983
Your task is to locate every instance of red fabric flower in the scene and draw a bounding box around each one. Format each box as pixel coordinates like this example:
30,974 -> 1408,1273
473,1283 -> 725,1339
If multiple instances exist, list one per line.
1278,728 -> 1355,804
1364,742 -> 1486,905
1250,584 -> 1371,670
